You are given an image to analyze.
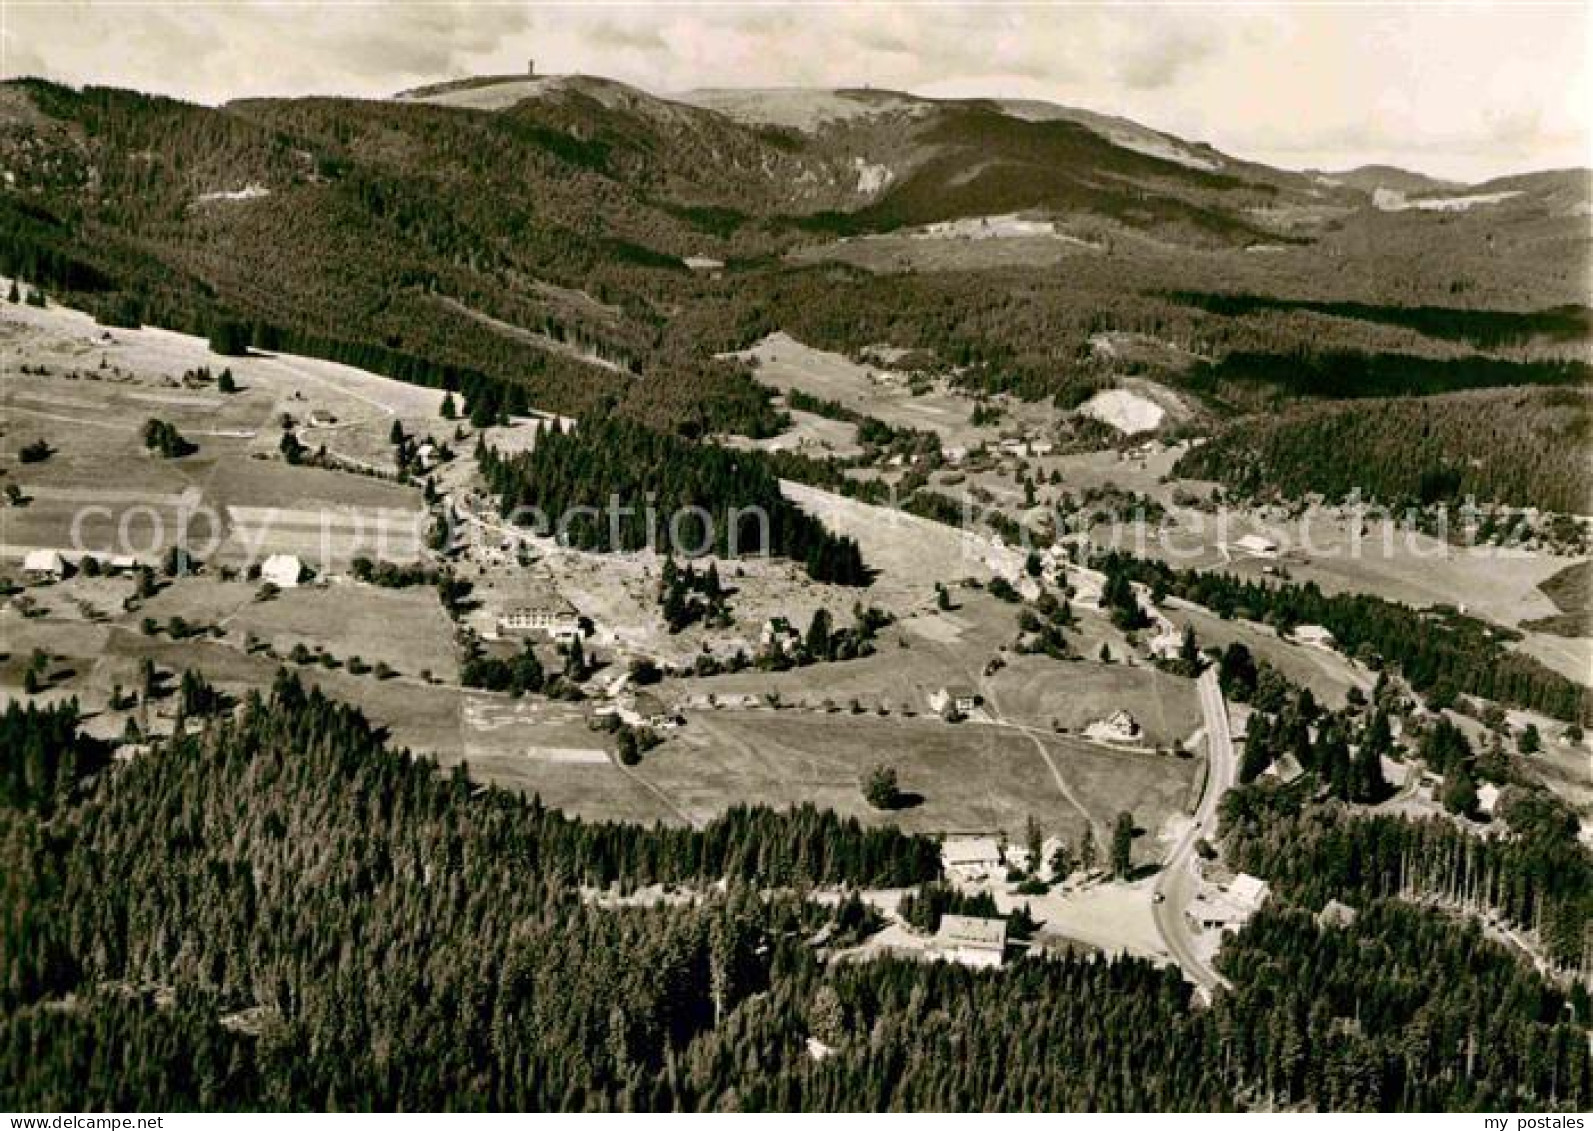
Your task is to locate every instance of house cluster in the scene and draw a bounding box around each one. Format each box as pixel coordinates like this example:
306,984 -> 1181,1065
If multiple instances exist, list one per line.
997,434 -> 1055,459
1189,872 -> 1271,933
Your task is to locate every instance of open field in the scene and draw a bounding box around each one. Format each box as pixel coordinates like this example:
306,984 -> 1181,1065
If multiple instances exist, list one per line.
1512,632 -> 1592,686
988,652 -> 1205,744
1523,559 -> 1592,638
673,602 -> 1008,715
226,582 -> 458,676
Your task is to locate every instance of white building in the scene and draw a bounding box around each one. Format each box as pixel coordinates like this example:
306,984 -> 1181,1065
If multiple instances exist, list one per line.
934,914 -> 1008,968
1228,873 -> 1270,911
1476,782 -> 1502,816
260,554 -> 305,588
928,685 -> 979,716
1263,752 -> 1305,785
942,837 -> 1004,882
1316,899 -> 1359,929
1191,872 -> 1270,933
22,549 -> 65,581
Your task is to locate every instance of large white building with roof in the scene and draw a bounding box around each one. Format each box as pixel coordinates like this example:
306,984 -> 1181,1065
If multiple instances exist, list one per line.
934,914 -> 1008,968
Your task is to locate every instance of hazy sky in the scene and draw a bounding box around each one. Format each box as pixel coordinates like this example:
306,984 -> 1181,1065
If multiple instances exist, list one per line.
4,2 -> 1588,181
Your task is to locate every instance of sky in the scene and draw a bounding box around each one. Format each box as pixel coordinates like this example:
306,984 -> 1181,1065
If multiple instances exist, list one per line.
2,1 -> 1588,181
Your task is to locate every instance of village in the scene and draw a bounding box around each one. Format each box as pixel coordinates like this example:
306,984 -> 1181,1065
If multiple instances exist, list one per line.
2,283 -> 1587,991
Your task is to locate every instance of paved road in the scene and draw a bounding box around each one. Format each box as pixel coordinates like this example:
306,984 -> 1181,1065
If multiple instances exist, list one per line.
1152,666 -> 1237,996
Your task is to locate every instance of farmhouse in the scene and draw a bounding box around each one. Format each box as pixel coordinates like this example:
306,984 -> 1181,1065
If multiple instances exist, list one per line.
498,598 -> 582,642
1263,752 -> 1305,785
261,554 -> 306,588
1085,709 -> 1141,744
928,685 -> 979,716
1232,533 -> 1280,558
1293,624 -> 1335,649
22,549 -> 66,581
622,691 -> 679,730
933,914 -> 1008,969
942,837 -> 1003,881
760,617 -> 803,653
1316,899 -> 1359,929
1191,872 -> 1270,932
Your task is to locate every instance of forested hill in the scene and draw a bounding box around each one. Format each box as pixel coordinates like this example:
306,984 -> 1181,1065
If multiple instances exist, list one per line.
2,678 -> 1588,1110
2,76 -> 1588,442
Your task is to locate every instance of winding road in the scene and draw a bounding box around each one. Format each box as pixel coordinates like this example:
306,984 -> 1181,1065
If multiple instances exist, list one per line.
1152,666 -> 1237,996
